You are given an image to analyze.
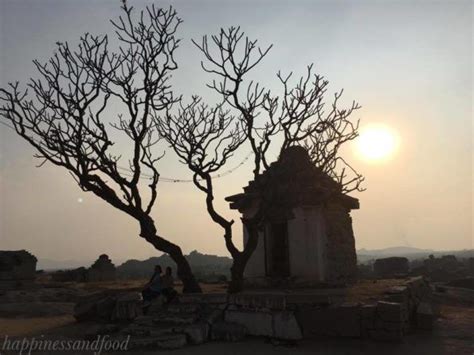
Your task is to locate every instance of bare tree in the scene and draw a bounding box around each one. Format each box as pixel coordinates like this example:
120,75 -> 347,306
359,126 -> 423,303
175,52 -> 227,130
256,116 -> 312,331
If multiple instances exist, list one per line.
158,26 -> 364,292
0,4 -> 201,293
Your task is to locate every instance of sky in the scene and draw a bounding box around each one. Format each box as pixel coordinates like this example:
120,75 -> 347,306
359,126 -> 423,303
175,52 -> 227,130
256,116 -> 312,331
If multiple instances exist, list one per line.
0,0 -> 472,266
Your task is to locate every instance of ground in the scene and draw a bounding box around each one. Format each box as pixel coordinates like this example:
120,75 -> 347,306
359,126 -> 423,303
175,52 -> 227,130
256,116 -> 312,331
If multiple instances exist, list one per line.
0,279 -> 472,355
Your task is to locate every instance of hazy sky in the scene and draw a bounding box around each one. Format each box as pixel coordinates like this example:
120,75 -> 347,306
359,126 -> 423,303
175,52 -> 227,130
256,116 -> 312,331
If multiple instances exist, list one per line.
0,0 -> 472,266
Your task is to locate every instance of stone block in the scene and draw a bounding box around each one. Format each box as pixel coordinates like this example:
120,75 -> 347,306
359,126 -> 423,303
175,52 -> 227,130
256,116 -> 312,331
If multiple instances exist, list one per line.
211,321 -> 247,341
360,304 -> 376,336
147,295 -> 165,314
376,301 -> 402,322
230,294 -> 286,310
384,286 -> 409,305
202,308 -> 224,325
272,311 -> 302,340
285,294 -> 331,306
178,293 -> 204,303
155,313 -> 199,325
167,303 -> 201,314
225,310 -> 273,336
112,294 -> 142,321
295,303 -> 361,338
416,302 -> 433,330
74,292 -> 117,322
200,293 -> 229,304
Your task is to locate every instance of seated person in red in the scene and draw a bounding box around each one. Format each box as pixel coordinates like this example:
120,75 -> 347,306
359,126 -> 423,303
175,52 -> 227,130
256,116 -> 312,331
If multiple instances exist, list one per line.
142,265 -> 162,304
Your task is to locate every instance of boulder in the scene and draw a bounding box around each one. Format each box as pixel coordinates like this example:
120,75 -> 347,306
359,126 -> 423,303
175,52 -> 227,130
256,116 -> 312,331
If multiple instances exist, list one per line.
74,292 -> 116,322
225,310 -> 273,336
175,323 -> 209,344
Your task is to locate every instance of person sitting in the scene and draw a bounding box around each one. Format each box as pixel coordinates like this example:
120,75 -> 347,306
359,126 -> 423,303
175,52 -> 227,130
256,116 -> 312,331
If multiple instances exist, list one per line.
161,266 -> 177,303
142,265 -> 162,306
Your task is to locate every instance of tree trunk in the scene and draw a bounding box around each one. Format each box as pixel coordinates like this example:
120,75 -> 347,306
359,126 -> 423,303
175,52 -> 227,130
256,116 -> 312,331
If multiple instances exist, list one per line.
228,255 -> 246,294
227,221 -> 260,294
139,215 -> 202,293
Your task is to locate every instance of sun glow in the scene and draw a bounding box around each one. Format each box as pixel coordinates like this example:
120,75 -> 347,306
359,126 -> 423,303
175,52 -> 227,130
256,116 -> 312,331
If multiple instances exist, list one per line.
357,125 -> 398,162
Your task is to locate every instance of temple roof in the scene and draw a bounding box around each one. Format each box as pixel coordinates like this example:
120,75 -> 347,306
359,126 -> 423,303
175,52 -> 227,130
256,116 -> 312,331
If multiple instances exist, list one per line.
225,146 -> 359,215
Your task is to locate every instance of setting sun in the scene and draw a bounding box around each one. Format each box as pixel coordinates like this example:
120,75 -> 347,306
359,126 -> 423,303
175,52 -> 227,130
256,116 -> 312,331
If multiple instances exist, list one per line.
357,125 -> 398,161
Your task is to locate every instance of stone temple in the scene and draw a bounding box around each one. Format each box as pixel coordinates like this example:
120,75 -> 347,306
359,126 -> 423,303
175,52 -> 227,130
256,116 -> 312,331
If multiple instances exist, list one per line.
226,146 -> 359,287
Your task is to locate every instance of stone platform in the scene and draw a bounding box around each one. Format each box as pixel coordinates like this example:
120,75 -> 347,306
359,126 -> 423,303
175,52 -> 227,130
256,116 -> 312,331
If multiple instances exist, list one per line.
110,277 -> 434,350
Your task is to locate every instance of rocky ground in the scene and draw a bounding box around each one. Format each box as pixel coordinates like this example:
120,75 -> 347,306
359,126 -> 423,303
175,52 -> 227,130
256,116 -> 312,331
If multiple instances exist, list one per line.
0,279 -> 472,355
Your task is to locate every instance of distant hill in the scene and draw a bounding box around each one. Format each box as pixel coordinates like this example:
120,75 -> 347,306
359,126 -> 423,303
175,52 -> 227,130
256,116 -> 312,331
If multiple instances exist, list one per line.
38,247 -> 473,273
357,246 -> 434,256
357,247 -> 474,264
116,250 -> 232,281
37,257 -> 127,271
37,258 -> 94,271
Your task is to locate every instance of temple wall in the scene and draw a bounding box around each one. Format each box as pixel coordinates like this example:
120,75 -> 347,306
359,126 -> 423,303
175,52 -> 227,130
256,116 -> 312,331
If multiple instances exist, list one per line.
242,200 -> 357,286
323,202 -> 357,283
288,207 -> 326,282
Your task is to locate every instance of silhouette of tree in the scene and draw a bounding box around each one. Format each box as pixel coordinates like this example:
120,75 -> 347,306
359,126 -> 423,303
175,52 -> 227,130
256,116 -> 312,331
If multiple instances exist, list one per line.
158,27 -> 364,292
0,4 -> 201,293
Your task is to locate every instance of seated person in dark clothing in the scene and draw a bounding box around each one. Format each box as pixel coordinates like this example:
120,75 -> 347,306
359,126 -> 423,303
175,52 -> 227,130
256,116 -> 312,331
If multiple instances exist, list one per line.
161,266 -> 177,303
142,265 -> 162,304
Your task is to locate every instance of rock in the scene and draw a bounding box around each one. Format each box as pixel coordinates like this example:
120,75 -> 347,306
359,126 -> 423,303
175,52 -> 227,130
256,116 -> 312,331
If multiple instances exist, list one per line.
84,324 -> 120,340
211,321 -> 247,341
128,333 -> 187,350
156,333 -> 188,349
0,250 -> 37,289
371,301 -> 404,341
225,310 -> 273,336
133,315 -> 154,327
96,296 -> 118,320
200,293 -> 229,304
111,292 -> 142,321
121,323 -> 171,337
202,308 -> 224,325
175,323 -> 209,344
88,254 -> 116,282
74,292 -> 117,322
155,313 -> 199,325
416,302 -> 433,330
272,311 -> 302,340
167,303 -> 201,314
146,295 -> 165,314
121,325 -> 152,337
230,294 -> 286,310
178,294 -> 204,303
